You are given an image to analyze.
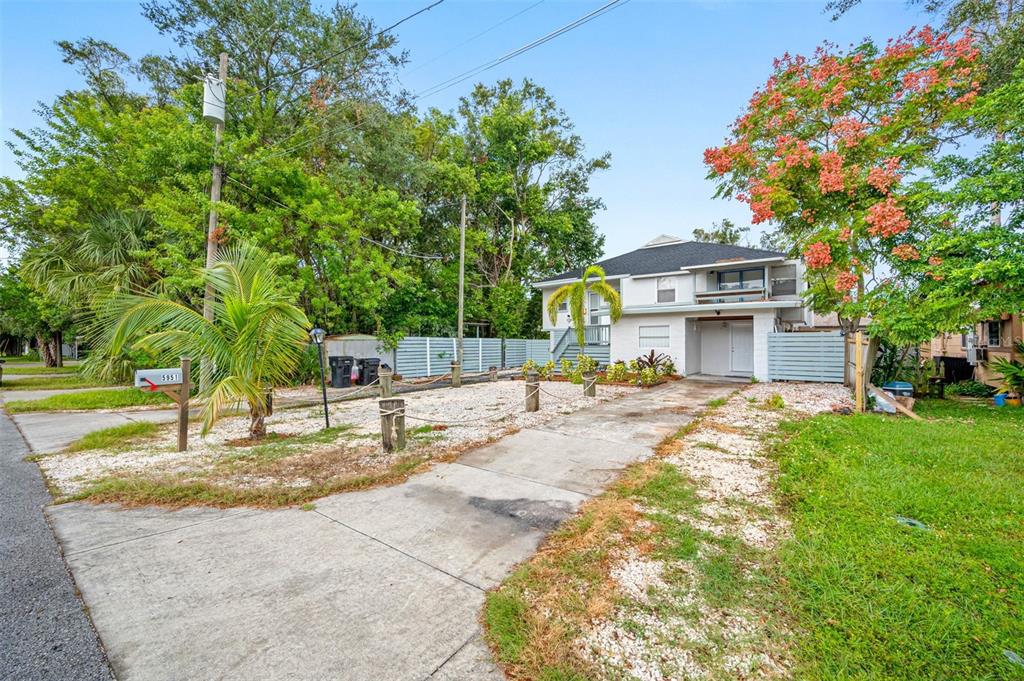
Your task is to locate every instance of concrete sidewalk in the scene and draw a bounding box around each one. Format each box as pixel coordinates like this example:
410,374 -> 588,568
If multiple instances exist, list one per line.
47,380 -> 733,680
13,409 -> 179,454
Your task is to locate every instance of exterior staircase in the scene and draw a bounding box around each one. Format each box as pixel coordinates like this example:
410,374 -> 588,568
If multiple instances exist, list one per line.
551,326 -> 612,366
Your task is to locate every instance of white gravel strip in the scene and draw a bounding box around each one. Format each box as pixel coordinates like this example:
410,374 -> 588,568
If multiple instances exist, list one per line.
581,381 -> 852,680
40,380 -> 636,495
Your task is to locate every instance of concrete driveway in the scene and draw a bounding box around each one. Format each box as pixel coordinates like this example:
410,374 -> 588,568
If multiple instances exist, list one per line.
46,379 -> 734,680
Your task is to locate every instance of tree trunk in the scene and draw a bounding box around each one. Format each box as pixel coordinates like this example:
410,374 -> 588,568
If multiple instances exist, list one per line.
38,335 -> 56,367
53,331 -> 63,368
249,409 -> 267,439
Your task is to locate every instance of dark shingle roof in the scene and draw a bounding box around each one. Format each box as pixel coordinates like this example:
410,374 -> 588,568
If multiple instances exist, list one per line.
536,241 -> 786,284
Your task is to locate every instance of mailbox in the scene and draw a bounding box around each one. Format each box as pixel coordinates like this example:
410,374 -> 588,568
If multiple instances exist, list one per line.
135,368 -> 184,390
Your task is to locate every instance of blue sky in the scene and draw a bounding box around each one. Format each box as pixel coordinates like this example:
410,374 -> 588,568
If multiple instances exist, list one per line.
0,0 -> 929,257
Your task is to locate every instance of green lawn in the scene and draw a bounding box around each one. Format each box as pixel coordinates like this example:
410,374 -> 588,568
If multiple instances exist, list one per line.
2,365 -> 81,375
773,400 -> 1024,679
64,421 -> 163,452
1,375 -> 108,391
5,388 -> 173,413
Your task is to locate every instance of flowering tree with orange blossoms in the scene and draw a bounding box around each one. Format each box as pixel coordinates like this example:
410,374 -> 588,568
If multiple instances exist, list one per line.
704,27 -> 982,334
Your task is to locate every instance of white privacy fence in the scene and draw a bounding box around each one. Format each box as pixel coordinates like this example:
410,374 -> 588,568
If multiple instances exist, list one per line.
394,336 -> 550,378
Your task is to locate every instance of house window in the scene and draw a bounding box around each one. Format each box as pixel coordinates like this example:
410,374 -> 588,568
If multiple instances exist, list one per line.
987,321 -> 1002,347
770,264 -> 797,296
639,325 -> 670,348
717,268 -> 765,291
589,292 -> 610,325
557,300 -> 567,312
656,277 -> 676,303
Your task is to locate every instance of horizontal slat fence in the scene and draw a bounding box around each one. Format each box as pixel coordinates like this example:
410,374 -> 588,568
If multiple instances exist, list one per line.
395,336 -> 550,378
767,331 -> 845,383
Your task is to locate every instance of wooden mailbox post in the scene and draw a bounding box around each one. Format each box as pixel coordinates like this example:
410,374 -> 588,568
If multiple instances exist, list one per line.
135,357 -> 191,452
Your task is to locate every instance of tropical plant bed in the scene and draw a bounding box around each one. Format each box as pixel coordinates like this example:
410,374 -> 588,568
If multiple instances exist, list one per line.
512,373 -> 674,388
39,381 -> 636,508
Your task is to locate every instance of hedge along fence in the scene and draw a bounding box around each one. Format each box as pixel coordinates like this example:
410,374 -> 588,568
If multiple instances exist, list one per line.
394,337 -> 550,378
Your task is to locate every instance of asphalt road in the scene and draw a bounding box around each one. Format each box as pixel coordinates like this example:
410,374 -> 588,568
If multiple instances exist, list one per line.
0,412 -> 113,681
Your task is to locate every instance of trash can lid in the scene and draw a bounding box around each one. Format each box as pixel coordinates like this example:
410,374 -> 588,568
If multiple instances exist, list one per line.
882,381 -> 913,390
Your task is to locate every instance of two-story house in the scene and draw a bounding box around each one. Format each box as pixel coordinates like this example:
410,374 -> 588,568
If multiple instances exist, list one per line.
535,235 -> 815,381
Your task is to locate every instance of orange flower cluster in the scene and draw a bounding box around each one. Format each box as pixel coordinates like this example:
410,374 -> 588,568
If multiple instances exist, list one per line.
867,157 -> 901,194
835,270 -> 859,291
804,241 -> 832,269
866,198 -> 910,237
818,152 -> 845,193
891,244 -> 921,260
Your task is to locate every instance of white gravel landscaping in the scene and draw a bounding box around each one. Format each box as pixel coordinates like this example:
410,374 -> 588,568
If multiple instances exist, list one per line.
40,380 -> 636,497
581,381 -> 852,681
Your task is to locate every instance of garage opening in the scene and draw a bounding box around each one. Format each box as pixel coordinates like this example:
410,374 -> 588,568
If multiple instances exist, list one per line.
693,317 -> 755,378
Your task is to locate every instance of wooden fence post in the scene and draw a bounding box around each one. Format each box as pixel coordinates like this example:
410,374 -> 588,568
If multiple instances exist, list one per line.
489,366 -> 497,382
583,371 -> 597,397
178,357 -> 191,452
451,361 -> 462,388
379,398 -> 406,453
855,332 -> 865,413
379,367 -> 393,398
525,371 -> 540,412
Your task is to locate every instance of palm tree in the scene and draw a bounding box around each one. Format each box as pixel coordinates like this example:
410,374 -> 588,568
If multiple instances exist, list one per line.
546,264 -> 622,349
100,243 -> 310,438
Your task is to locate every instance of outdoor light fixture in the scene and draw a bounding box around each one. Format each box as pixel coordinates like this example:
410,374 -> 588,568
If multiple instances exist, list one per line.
310,328 -> 330,429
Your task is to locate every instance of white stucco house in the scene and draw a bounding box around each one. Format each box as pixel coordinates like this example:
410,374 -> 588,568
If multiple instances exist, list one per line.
534,235 -> 817,382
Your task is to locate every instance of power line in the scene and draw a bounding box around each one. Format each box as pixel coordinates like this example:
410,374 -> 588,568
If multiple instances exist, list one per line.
255,0 -> 630,163
417,0 -> 628,99
241,0 -> 446,101
405,0 -> 546,75
223,175 -> 447,261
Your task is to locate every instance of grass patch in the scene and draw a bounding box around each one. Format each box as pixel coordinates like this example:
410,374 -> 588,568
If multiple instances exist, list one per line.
59,453 -> 433,508
65,421 -> 162,453
0,375 -> 109,391
5,388 -> 172,413
2,365 -> 81,375
772,399 -> 1024,679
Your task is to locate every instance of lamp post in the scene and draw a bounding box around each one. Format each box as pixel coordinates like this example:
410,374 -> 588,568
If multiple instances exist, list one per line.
310,328 -> 330,429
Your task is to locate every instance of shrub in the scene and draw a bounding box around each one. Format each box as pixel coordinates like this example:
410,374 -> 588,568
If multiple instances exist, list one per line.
638,367 -> 658,386
538,360 -> 556,380
657,358 -> 676,376
763,392 -> 785,410
636,350 -> 672,373
560,357 -> 574,377
576,354 -> 599,374
521,359 -> 538,378
945,380 -> 994,398
605,361 -> 628,382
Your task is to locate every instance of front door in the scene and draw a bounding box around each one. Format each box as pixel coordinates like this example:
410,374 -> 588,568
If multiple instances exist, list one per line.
729,321 -> 754,374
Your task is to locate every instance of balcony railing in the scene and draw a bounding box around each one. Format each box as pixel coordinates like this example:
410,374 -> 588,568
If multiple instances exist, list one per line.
584,325 -> 611,345
694,287 -> 767,304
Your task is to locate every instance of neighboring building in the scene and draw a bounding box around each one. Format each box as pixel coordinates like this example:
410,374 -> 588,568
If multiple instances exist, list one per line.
921,314 -> 1024,386
534,235 -> 819,382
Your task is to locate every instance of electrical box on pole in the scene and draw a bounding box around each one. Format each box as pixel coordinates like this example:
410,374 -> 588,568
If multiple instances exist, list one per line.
202,75 -> 226,125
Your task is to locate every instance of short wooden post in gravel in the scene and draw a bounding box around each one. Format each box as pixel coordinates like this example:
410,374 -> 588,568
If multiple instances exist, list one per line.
489,366 -> 498,382
451,361 -> 462,388
379,398 -> 406,452
582,371 -> 597,397
379,367 -> 394,398
0,360 -> 4,388
525,370 -> 540,412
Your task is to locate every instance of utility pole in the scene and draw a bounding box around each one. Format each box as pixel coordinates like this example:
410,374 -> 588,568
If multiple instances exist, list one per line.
202,52 -> 228,390
457,195 -> 466,368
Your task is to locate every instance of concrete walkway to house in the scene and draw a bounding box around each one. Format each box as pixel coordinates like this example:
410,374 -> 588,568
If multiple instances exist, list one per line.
45,379 -> 734,681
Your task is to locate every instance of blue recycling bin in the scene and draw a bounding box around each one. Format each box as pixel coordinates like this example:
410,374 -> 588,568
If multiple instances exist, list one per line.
994,393 -> 1007,407
882,381 -> 914,398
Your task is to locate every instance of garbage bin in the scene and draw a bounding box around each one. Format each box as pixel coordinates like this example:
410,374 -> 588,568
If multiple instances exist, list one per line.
330,356 -> 354,388
881,381 -> 914,398
357,357 -> 380,386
